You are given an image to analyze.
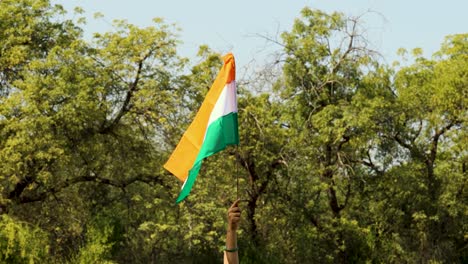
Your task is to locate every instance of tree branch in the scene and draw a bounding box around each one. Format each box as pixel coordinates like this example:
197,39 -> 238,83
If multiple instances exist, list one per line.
429,120 -> 457,163
100,54 -> 148,134
17,173 -> 164,204
331,19 -> 357,75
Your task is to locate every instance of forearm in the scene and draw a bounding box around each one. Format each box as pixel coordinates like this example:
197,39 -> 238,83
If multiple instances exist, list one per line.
225,199 -> 241,264
226,228 -> 237,249
224,229 -> 238,264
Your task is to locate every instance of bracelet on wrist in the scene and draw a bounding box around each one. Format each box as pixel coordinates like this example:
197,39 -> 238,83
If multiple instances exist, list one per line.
224,246 -> 238,252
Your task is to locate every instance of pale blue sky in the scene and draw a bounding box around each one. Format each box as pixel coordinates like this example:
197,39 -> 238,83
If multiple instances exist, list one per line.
54,0 -> 467,71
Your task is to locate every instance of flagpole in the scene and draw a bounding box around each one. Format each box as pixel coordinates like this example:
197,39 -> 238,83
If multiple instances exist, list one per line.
236,145 -> 239,200
236,82 -> 240,201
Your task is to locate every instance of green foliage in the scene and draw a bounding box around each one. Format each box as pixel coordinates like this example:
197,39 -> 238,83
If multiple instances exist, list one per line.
70,216 -> 117,264
0,2 -> 466,263
0,215 -> 49,263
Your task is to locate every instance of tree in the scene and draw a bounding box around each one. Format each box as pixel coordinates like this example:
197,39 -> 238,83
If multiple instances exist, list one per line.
1,0 -> 186,261
270,8 -> 387,263
367,34 -> 467,263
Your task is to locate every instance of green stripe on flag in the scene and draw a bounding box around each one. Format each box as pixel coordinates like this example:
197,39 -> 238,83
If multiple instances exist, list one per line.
176,112 -> 239,203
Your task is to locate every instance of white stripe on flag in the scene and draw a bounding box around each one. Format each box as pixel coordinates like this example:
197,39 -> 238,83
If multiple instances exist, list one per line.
207,81 -> 237,126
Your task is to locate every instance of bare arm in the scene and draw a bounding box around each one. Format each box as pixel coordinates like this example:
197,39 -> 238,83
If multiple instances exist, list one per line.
224,199 -> 241,264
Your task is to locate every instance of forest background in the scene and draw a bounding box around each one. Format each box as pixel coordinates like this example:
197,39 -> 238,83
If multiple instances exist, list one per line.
0,0 -> 466,263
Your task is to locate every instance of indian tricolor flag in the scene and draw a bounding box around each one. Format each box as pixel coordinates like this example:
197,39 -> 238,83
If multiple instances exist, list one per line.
164,53 -> 239,203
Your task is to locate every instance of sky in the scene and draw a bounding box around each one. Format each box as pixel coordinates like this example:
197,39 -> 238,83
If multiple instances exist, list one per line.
53,0 -> 467,73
